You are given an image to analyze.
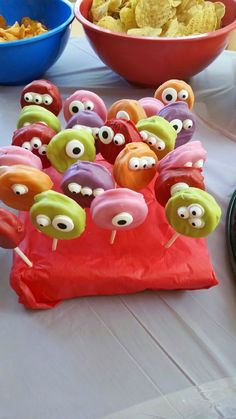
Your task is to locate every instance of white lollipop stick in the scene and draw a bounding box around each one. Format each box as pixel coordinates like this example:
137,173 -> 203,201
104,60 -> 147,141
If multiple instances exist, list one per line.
164,232 -> 180,249
14,247 -> 33,268
52,239 -> 58,252
110,230 -> 117,245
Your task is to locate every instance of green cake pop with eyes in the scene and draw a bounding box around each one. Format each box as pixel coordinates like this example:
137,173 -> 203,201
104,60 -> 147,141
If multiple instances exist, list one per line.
17,105 -> 61,133
46,129 -> 96,173
136,116 -> 177,160
30,190 -> 86,241
165,187 -> 221,238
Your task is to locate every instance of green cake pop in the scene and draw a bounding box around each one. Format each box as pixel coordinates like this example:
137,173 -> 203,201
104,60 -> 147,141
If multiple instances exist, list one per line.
17,105 -> 61,133
136,116 -> 176,160
46,129 -> 96,173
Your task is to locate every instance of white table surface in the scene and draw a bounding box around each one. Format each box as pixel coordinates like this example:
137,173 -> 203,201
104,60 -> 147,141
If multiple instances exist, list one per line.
0,38 -> 236,419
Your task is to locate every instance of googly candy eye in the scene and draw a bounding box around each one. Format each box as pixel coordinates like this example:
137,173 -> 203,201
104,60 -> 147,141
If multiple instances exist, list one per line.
68,183 -> 81,194
184,161 -> 193,167
140,131 -> 148,141
65,140 -> 85,158
92,127 -> 99,138
83,100 -> 94,111
140,157 -> 149,169
147,136 -> 157,146
52,215 -> 75,232
188,217 -> 205,228
93,188 -> 105,197
194,159 -> 204,168
188,204 -> 205,218
69,100 -> 85,115
11,184 -> 29,195
178,89 -> 189,101
24,92 -> 34,103
81,187 -> 93,196
98,126 -> 114,144
22,141 -> 32,151
30,137 -> 42,149
170,119 -> 183,134
155,139 -> 165,151
38,145 -> 47,155
129,157 -> 140,170
116,110 -> 130,120
161,88 -> 178,104
34,94 -> 42,105
177,206 -> 189,219
36,214 -> 51,227
112,212 -> 133,228
170,183 -> 190,196
146,157 -> 156,168
183,119 -> 193,130
113,133 -> 125,146
23,122 -> 31,127
42,94 -> 53,105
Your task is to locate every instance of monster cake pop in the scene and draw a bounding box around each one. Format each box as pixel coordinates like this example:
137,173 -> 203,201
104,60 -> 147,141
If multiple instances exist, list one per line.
98,118 -> 142,164
0,208 -> 32,267
154,79 -> 195,110
17,105 -> 61,133
46,129 -> 96,174
0,146 -> 42,170
61,161 -> 115,208
30,190 -> 86,251
113,143 -> 158,191
12,123 -> 56,168
64,90 -> 107,122
158,102 -> 196,148
107,99 -> 146,123
154,167 -> 205,207
0,165 -> 53,211
158,141 -> 207,173
90,188 -> 148,244
136,116 -> 177,160
20,79 -> 62,116
164,187 -> 221,248
138,97 -> 164,117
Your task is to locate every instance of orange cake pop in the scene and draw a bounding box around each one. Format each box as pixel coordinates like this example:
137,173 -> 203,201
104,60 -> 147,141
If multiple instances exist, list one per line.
107,99 -> 147,123
154,80 -> 194,110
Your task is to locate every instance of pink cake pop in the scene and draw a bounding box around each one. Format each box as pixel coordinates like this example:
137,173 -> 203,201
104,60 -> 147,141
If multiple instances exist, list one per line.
138,97 -> 164,117
158,141 -> 207,173
0,146 -> 42,170
63,90 -> 107,122
90,188 -> 148,244
0,208 -> 32,267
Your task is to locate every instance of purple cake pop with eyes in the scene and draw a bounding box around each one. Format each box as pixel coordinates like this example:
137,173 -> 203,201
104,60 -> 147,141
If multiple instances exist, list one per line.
158,102 -> 196,148
61,161 -> 115,208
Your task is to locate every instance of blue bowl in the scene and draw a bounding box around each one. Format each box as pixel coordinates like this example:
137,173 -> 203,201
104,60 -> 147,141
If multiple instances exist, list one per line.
0,0 -> 74,85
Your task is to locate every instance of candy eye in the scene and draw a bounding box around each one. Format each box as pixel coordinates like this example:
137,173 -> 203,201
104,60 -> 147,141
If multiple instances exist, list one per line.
129,157 -> 140,170
24,92 -> 33,103
65,140 -> 85,158
178,89 -> 189,101
68,183 -> 81,194
30,137 -> 42,149
116,110 -> 130,121
36,214 -> 51,227
155,139 -> 165,151
140,131 -> 148,141
184,161 -> 193,167
113,133 -> 125,146
146,157 -> 156,168
81,187 -> 93,196
140,157 -> 149,169
147,136 -> 157,146
188,217 -> 205,228
83,100 -> 94,111
177,206 -> 189,219
69,100 -> 85,115
188,204 -> 205,218
161,88 -> 177,104
93,188 -> 104,197
183,119 -> 193,130
42,94 -> 53,105
23,122 -> 31,127
170,119 -> 183,134
38,145 -> 47,155
72,124 -> 83,130
52,215 -> 75,232
194,159 -> 204,168
112,212 -> 133,227
34,94 -> 42,105
92,127 -> 99,138
170,182 -> 189,196
98,126 -> 114,144
22,141 -> 32,151
11,184 -> 29,195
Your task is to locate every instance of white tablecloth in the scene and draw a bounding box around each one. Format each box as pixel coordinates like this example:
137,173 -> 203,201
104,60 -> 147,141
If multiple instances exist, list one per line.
0,38 -> 236,419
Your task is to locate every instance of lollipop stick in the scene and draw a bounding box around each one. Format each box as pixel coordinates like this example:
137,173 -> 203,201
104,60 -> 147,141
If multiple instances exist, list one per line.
164,232 -> 180,249
52,239 -> 58,252
14,247 -> 33,268
110,230 -> 117,245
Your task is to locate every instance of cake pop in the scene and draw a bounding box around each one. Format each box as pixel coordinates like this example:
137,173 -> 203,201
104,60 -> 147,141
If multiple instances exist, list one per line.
17,105 -> 61,133
20,79 -> 62,116
107,99 -> 147,123
138,97 -> 164,117
0,146 -> 42,170
64,90 -> 107,122
154,80 -> 194,110
158,141 -> 207,173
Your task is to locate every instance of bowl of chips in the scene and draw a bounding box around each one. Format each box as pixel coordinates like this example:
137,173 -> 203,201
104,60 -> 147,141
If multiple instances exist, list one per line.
75,0 -> 236,86
0,0 -> 74,85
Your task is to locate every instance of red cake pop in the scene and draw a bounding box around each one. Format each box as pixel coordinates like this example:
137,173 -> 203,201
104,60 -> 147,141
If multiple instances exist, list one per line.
20,79 -> 62,116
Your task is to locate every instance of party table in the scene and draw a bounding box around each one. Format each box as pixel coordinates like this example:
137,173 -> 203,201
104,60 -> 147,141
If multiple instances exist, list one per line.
0,37 -> 236,419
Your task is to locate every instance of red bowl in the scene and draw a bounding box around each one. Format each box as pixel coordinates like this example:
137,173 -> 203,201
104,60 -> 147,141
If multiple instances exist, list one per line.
75,0 -> 236,86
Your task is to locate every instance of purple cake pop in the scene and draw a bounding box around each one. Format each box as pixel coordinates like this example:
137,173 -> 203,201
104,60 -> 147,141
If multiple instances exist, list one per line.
158,102 -> 195,148
61,161 -> 115,208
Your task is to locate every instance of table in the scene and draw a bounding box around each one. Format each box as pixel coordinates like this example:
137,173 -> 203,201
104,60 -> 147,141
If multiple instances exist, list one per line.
0,38 -> 236,419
